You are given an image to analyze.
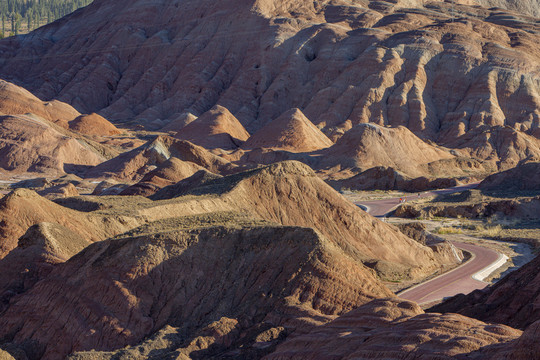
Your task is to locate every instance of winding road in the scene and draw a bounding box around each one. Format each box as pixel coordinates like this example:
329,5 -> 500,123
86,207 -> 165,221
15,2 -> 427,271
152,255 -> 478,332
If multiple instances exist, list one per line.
398,241 -> 502,304
355,182 -> 505,305
358,182 -> 480,217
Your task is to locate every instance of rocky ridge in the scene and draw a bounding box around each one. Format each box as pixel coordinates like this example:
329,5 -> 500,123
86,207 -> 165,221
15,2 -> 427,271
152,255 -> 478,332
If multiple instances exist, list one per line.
0,0 -> 538,157
0,220 -> 392,359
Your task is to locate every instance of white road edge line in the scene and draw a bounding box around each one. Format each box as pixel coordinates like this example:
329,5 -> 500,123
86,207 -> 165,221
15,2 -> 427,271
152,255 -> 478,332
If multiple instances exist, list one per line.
396,247 -> 476,297
472,253 -> 509,282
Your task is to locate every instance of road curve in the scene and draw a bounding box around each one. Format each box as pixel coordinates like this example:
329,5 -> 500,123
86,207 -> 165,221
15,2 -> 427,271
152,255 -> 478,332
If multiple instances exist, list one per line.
356,182 -> 480,217
398,241 -> 500,304
354,182 -> 505,305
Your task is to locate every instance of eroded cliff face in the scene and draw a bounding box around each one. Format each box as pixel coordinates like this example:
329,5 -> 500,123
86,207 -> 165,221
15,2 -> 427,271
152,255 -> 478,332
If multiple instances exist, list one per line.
0,0 -> 538,142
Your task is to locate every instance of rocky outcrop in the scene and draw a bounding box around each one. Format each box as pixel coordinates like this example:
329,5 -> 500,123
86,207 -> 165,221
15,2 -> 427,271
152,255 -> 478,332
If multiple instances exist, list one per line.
84,136 -> 235,181
0,0 -> 538,157
243,108 -> 333,152
265,298 -> 521,359
479,162 -> 540,191
0,221 -> 392,359
0,114 -> 105,175
330,165 -> 465,191
431,253 -> 540,330
395,193 -> 540,220
119,157 -> 205,196
175,105 -> 250,149
69,113 -> 122,137
319,124 -> 454,177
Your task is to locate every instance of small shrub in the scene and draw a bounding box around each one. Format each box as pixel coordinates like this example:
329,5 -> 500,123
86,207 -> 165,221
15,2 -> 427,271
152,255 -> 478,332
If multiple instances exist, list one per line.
475,224 -> 503,237
436,227 -> 462,235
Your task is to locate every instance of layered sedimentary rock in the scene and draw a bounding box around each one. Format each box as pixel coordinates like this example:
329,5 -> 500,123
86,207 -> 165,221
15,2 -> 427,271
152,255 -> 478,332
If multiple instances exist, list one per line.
85,136 -> 235,181
0,114 -> 105,175
0,189 -> 132,258
0,0 -> 537,155
431,253 -> 540,330
69,113 -> 122,136
0,79 -> 122,136
175,105 -> 250,149
119,157 -> 205,196
0,223 -> 89,313
319,124 -> 454,177
148,161 -> 461,281
443,126 -> 540,170
479,162 -> 540,191
330,165 -> 464,191
265,298 -> 521,360
0,79 -> 80,125
243,108 -> 334,152
0,221 -> 393,359
395,191 -> 540,220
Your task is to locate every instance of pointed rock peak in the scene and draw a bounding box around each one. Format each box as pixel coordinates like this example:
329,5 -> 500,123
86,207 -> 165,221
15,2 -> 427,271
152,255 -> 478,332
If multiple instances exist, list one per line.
196,105 -> 248,137
322,124 -> 454,177
244,108 -> 333,152
176,105 -> 250,149
1,188 -> 42,204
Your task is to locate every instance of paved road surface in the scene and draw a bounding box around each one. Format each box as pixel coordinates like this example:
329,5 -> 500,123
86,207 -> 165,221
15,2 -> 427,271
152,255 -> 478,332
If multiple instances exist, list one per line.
356,182 -> 480,217
355,182 -> 504,305
398,241 -> 500,304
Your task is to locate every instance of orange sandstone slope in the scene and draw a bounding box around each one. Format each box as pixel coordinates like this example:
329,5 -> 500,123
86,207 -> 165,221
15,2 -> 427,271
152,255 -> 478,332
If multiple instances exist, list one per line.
0,189 -> 102,259
69,113 -> 122,136
0,79 -> 80,125
175,105 -> 250,149
318,123 -> 455,177
0,79 -> 122,137
243,108 -> 334,152
0,114 -> 105,175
